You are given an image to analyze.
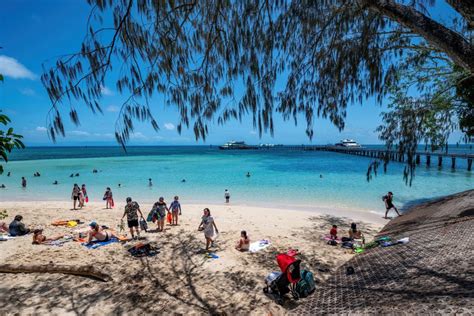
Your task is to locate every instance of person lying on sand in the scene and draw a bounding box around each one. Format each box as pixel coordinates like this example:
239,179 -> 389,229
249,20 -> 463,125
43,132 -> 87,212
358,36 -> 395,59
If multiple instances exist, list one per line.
87,222 -> 117,243
32,229 -> 64,245
235,230 -> 250,251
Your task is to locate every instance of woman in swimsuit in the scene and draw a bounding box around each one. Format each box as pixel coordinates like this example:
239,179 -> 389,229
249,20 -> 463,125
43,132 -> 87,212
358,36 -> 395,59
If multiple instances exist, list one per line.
32,229 -> 64,245
87,222 -> 116,243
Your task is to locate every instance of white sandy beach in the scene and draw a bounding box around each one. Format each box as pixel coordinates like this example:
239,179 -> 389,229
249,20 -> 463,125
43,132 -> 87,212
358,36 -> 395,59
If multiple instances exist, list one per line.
0,200 -> 386,315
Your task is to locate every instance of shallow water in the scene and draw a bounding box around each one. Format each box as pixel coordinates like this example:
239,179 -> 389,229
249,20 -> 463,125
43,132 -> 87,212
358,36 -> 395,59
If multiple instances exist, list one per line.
0,146 -> 472,214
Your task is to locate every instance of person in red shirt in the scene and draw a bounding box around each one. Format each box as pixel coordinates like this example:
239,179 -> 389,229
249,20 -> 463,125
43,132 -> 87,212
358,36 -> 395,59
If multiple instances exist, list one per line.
330,225 -> 338,240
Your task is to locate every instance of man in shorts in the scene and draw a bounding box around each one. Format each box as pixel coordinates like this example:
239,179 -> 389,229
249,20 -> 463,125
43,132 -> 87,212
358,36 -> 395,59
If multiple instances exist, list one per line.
121,197 -> 144,239
225,189 -> 230,203
383,191 -> 401,219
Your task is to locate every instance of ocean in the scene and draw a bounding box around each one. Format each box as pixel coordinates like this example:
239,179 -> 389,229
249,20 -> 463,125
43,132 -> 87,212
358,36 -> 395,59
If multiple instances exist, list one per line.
0,146 -> 472,214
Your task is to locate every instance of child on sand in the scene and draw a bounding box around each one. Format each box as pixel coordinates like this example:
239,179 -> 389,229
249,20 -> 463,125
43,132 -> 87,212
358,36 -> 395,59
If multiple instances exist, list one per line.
103,187 -> 114,209
81,184 -> 88,204
235,230 -> 250,251
169,196 -> 182,226
330,225 -> 338,240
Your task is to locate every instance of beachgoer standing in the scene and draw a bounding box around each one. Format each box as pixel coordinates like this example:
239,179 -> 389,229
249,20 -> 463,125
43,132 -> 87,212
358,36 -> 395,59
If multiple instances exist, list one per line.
225,189 -> 230,203
103,187 -> 114,209
148,178 -> 152,187
383,192 -> 401,219
81,184 -> 88,204
121,197 -> 144,240
21,177 -> 27,188
330,225 -> 338,240
71,184 -> 81,210
198,208 -> 219,251
152,197 -> 169,232
169,196 -> 182,226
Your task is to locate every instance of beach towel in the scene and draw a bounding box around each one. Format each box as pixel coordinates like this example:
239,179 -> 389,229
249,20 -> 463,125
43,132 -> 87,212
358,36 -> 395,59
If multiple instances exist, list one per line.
83,238 -> 119,249
0,235 -> 15,241
249,240 -> 271,253
323,235 -> 341,243
204,252 -> 219,259
44,236 -> 74,247
52,220 -> 81,226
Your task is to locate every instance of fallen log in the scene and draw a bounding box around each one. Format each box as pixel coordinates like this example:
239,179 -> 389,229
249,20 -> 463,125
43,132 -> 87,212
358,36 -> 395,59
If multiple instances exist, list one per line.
0,263 -> 112,282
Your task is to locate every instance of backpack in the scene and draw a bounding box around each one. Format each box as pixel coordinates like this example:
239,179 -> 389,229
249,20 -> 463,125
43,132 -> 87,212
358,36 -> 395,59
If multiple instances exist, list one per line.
327,239 -> 337,246
295,270 -> 316,298
139,218 -> 148,232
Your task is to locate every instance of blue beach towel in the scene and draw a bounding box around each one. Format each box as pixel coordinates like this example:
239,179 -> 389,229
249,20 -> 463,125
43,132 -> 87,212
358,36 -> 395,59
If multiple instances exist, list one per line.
83,238 -> 119,249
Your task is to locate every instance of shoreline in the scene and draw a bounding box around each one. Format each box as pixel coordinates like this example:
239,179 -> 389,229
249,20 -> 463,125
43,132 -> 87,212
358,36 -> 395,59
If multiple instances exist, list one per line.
0,200 -> 388,226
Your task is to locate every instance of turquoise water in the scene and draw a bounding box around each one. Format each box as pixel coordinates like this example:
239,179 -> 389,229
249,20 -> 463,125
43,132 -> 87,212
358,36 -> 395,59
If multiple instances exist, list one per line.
0,146 -> 472,213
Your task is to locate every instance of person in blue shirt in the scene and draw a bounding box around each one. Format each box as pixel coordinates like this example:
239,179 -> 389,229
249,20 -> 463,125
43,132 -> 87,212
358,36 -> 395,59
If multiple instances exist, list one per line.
169,196 -> 182,226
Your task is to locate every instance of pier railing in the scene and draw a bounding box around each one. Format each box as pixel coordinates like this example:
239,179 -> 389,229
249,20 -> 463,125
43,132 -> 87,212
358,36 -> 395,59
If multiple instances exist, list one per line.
259,145 -> 473,171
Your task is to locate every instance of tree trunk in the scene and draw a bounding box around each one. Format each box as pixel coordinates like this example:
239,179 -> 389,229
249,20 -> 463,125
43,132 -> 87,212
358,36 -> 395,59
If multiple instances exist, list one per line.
0,263 -> 112,282
364,0 -> 474,72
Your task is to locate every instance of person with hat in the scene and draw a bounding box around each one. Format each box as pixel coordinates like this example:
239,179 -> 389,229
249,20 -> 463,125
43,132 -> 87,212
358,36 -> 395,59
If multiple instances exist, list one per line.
87,221 -> 116,243
121,197 -> 144,239
383,191 -> 401,219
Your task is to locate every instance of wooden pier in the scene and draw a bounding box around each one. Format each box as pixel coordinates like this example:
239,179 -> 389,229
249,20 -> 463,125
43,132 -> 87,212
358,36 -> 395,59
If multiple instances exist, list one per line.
272,145 -> 474,172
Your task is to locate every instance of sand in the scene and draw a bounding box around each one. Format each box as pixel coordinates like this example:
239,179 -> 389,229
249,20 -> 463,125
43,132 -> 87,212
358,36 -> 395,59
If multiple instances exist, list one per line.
0,200 -> 385,315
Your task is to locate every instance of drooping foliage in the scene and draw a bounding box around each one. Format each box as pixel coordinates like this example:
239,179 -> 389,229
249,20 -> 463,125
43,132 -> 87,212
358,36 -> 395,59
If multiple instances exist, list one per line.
0,73 -> 25,174
41,0 -> 473,182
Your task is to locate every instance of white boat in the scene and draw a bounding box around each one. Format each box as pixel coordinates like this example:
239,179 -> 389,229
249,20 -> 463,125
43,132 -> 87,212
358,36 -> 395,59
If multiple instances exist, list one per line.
219,141 -> 257,150
335,139 -> 362,148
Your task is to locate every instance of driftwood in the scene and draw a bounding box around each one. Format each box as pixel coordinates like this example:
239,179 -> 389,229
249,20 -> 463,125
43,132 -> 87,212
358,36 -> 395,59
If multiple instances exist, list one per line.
0,263 -> 112,282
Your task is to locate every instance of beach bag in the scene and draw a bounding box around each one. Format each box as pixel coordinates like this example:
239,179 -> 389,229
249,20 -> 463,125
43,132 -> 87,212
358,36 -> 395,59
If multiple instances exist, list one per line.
85,196 -> 89,203
128,243 -> 158,258
167,212 -> 172,224
342,241 -> 353,249
146,210 -> 156,222
295,270 -> 316,298
139,218 -> 148,232
327,239 -> 337,246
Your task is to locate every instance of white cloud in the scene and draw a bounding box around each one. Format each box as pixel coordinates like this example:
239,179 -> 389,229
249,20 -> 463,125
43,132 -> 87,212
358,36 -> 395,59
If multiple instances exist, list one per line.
106,105 -> 120,112
36,126 -> 47,132
69,130 -> 90,136
19,88 -> 36,96
0,55 -> 37,80
164,123 -> 175,130
130,132 -> 148,140
153,135 -> 164,140
100,85 -> 114,96
93,133 -> 114,138
250,130 -> 258,135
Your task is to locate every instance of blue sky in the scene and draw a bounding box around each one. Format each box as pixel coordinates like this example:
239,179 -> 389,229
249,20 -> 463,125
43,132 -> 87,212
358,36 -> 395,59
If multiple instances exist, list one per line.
0,0 -> 464,146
